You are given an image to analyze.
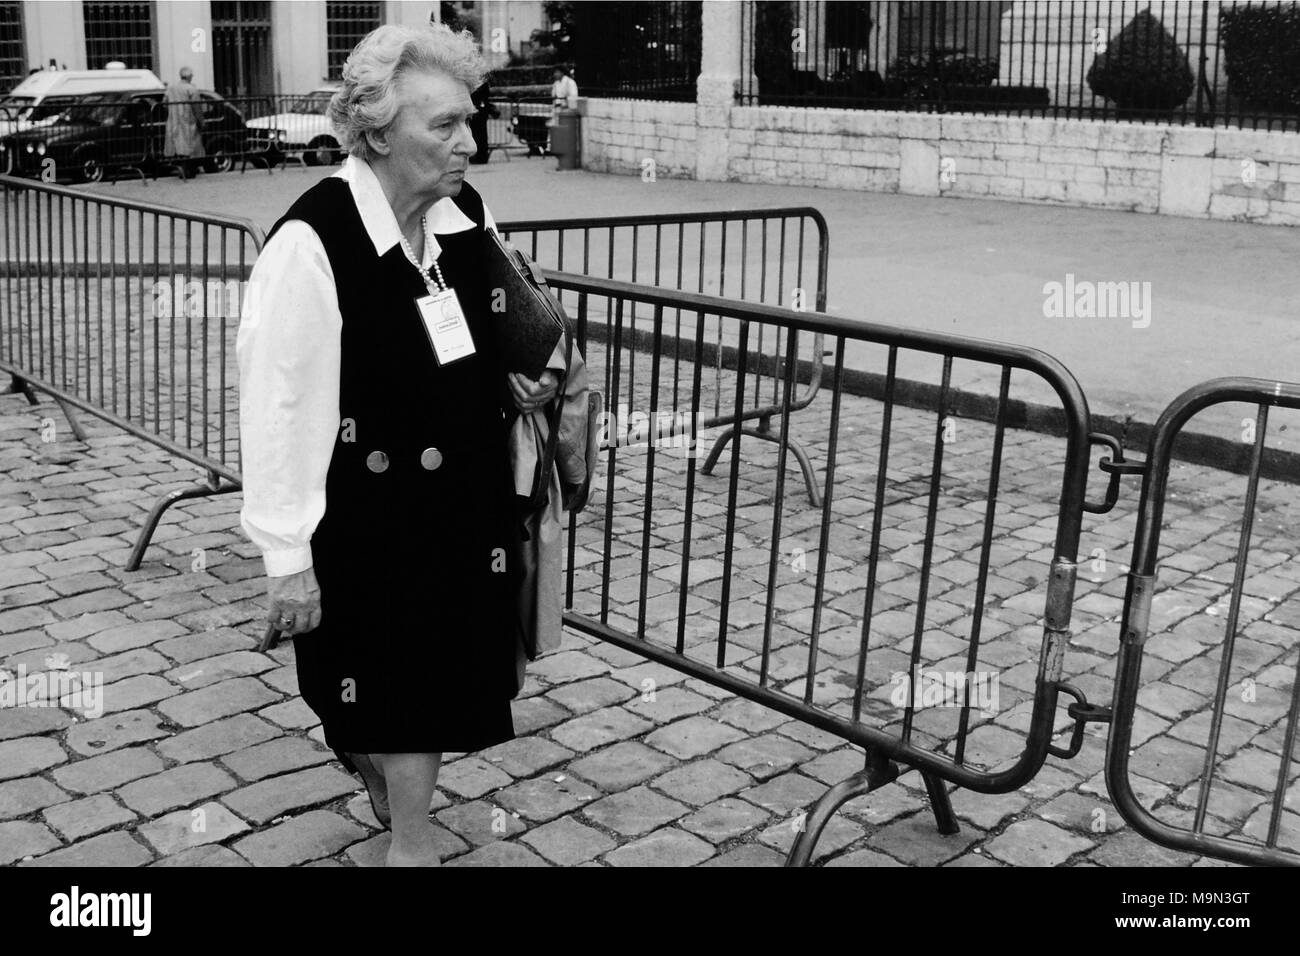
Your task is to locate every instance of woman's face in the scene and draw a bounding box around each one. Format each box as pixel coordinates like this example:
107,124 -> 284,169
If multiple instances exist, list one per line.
381,69 -> 476,202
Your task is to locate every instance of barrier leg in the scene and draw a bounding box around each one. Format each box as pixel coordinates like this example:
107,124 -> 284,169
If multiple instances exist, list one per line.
786,748 -> 900,867
699,426 -> 734,474
49,397 -> 88,442
920,770 -> 961,835
3,375 -> 85,440
701,425 -> 823,507
126,478 -> 241,571
4,374 -> 38,405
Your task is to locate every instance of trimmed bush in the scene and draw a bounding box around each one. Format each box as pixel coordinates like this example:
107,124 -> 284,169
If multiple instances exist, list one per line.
1086,10 -> 1194,112
884,51 -> 999,101
1220,3 -> 1300,113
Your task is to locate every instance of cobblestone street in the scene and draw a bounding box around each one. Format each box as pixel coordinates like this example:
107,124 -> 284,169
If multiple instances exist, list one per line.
2,338 -> 1296,867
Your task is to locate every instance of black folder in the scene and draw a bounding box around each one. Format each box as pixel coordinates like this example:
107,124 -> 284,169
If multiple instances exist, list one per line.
484,229 -> 570,381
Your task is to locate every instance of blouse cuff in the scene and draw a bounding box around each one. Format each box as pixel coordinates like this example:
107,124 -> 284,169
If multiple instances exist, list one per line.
263,546 -> 314,578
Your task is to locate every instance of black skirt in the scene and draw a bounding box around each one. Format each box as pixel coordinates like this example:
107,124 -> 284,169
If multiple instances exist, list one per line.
293,450 -> 524,756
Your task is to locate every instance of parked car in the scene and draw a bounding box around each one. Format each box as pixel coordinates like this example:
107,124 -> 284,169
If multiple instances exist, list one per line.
245,85 -> 342,166
0,88 -> 250,182
0,67 -> 164,138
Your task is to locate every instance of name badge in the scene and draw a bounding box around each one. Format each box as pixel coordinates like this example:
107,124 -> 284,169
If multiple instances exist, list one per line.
416,289 -> 476,366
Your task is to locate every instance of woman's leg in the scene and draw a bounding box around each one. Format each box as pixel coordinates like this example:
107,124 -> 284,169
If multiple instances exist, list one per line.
342,752 -> 390,828
374,752 -> 443,867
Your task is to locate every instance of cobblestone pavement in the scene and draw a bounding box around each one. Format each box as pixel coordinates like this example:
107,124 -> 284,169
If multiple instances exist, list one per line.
0,342 -> 1297,866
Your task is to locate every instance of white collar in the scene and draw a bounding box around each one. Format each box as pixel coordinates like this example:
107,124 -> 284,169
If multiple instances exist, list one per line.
334,155 -> 478,264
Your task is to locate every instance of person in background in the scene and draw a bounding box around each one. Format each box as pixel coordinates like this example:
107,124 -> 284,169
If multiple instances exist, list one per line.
163,66 -> 206,176
469,77 -> 497,165
550,66 -> 578,112
547,66 -> 578,154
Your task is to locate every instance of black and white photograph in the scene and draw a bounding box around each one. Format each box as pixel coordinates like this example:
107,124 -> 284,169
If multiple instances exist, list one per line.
0,0 -> 1296,928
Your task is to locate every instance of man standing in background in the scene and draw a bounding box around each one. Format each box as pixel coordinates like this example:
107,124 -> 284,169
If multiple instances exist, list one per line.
551,66 -> 578,112
164,66 -> 205,176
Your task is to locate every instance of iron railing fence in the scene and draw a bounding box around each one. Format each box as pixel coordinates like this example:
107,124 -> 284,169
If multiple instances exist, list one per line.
736,0 -> 1300,132
573,0 -> 702,102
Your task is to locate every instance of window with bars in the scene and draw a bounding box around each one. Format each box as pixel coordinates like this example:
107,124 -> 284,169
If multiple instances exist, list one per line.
83,1 -> 155,72
0,1 -> 25,94
326,1 -> 382,81
212,0 -> 273,98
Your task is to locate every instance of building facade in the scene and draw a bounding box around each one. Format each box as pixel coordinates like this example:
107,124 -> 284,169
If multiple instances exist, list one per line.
1,0 -> 439,97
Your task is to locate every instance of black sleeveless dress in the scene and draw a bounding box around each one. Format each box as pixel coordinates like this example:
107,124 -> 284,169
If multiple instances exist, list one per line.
265,176 -> 523,755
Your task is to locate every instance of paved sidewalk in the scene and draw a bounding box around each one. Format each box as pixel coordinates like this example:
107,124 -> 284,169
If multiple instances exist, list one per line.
1,338 -> 1296,866
86,154 -> 1300,447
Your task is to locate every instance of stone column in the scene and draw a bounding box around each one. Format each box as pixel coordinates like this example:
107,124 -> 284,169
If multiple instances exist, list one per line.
155,1 -> 213,88
474,0 -> 511,69
271,0 -> 327,92
695,0 -> 743,182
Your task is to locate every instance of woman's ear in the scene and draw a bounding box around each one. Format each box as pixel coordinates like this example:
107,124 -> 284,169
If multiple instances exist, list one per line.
365,125 -> 392,158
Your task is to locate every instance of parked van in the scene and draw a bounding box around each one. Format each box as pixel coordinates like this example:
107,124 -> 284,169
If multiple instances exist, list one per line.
0,66 -> 164,138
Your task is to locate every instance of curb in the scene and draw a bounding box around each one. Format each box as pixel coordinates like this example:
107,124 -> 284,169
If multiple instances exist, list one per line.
582,321 -> 1300,485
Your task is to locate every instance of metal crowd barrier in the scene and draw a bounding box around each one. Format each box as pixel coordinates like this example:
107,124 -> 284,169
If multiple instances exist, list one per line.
542,271 -> 1300,867
0,91 -> 570,184
500,208 -> 831,504
543,269 -> 1102,864
0,176 -> 829,565
3,171 -> 1296,868
1108,377 -> 1300,868
0,93 -> 334,186
0,173 -> 262,567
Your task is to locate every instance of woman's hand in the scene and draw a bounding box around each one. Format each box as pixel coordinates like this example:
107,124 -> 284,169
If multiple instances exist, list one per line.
508,370 -> 560,414
266,567 -> 322,635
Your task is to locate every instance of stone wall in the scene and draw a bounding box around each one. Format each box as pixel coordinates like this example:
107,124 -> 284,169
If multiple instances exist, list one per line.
581,98 -> 1300,226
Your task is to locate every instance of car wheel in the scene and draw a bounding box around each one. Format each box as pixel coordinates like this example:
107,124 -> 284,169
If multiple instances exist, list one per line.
204,139 -> 235,174
305,136 -> 340,166
75,149 -> 105,184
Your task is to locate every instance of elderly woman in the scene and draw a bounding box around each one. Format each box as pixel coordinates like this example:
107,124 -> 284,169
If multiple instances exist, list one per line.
236,23 -> 559,867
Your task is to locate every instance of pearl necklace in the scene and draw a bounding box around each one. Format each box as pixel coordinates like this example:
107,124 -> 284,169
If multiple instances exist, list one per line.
399,214 -> 448,292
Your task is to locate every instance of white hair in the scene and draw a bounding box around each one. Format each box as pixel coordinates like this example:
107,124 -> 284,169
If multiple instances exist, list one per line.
328,22 -> 486,161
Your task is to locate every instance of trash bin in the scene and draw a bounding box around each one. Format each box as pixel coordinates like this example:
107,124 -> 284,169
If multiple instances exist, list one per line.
550,108 -> 581,170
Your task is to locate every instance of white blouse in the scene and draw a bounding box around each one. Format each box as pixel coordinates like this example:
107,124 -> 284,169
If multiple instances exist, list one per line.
236,156 -> 503,578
